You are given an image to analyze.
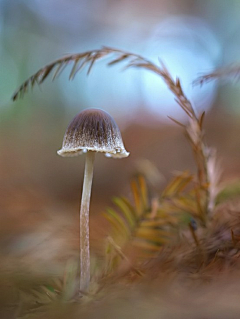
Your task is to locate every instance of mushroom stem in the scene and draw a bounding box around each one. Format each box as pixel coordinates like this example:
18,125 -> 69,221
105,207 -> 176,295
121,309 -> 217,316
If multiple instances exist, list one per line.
80,151 -> 95,292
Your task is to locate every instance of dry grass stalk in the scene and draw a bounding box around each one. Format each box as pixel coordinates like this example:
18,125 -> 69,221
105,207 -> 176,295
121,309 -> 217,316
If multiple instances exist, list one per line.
107,236 -> 143,277
194,63 -> 240,85
12,46 -> 220,223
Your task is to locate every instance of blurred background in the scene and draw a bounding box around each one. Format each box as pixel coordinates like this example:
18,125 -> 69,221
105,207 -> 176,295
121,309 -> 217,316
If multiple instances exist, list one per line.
0,0 -> 240,302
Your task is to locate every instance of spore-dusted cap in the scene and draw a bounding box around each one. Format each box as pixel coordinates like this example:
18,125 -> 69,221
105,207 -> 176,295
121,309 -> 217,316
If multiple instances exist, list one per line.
57,108 -> 129,158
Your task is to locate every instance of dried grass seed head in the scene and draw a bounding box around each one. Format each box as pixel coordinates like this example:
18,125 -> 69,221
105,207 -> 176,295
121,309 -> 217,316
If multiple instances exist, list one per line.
57,108 -> 129,158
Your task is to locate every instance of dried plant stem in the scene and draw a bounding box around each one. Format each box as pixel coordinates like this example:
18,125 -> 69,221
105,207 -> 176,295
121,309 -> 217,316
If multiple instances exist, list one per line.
107,237 -> 143,276
189,223 -> 207,264
154,64 -> 212,223
194,64 -> 240,85
12,46 -> 220,221
80,151 -> 95,292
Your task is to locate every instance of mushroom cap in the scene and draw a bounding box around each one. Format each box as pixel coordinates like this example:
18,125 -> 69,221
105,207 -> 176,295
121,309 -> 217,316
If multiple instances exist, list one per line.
57,108 -> 129,158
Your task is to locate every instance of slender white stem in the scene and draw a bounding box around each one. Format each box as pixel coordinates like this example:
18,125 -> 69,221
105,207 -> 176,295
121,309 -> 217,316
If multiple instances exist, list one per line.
80,151 -> 95,292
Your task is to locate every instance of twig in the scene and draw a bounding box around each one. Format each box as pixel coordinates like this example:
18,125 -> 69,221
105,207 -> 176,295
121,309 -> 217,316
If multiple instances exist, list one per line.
189,222 -> 206,263
193,64 -> 240,86
107,236 -> 143,276
189,222 -> 200,248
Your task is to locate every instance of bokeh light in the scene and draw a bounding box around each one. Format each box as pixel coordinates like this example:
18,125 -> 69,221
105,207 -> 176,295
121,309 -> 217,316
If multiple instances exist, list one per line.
141,16 -> 221,120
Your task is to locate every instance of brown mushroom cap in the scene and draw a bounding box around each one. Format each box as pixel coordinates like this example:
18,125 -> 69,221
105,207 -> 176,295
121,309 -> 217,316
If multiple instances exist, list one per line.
57,108 -> 129,158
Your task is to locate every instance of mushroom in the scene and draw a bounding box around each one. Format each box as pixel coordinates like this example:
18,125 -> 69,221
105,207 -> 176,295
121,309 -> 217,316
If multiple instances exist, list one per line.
57,108 -> 129,292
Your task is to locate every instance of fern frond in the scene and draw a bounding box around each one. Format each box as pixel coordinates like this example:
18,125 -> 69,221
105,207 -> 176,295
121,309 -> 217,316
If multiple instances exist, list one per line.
12,47 -> 194,124
12,47 -> 154,100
